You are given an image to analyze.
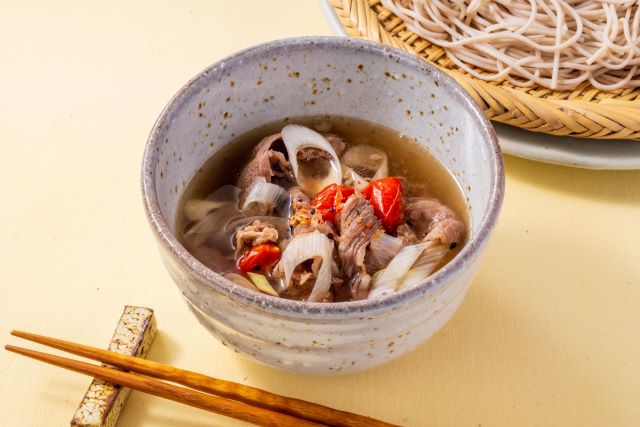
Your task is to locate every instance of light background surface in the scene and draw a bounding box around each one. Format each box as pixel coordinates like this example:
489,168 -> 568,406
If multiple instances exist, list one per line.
1,1 -> 638,426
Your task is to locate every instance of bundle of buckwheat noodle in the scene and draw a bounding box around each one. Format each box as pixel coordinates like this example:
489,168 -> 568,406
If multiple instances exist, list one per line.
381,0 -> 640,90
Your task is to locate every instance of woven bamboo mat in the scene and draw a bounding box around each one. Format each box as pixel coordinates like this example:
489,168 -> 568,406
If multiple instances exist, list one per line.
328,0 -> 640,140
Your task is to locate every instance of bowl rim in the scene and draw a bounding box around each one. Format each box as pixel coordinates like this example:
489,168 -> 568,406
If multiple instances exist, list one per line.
142,36 -> 504,318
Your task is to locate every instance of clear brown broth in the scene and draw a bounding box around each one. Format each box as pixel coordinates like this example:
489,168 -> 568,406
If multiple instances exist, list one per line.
176,115 -> 470,281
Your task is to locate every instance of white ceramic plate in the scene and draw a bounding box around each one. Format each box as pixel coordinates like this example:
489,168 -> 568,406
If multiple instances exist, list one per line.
318,0 -> 640,170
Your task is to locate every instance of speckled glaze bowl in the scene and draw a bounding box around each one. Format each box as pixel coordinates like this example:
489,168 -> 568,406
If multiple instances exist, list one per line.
142,37 -> 503,375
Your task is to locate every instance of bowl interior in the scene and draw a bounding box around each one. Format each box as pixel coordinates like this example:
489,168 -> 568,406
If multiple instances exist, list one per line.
150,39 -> 498,239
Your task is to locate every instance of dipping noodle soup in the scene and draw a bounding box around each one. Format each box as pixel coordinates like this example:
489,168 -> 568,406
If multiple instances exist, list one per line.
176,116 -> 469,303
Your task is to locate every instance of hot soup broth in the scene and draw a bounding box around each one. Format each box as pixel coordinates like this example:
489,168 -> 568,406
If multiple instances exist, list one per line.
176,116 -> 469,302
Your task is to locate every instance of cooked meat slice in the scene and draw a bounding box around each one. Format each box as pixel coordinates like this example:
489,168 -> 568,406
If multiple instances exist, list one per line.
288,186 -> 336,236
289,186 -> 310,211
234,219 -> 279,257
397,176 -> 429,198
365,231 -> 405,272
338,195 -> 382,299
404,197 -> 464,245
396,222 -> 418,245
323,133 -> 347,156
236,133 -> 293,192
297,147 -> 331,162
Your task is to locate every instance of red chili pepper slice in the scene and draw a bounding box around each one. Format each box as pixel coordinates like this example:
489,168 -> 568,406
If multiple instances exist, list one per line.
311,183 -> 355,222
236,243 -> 281,273
362,177 -> 403,232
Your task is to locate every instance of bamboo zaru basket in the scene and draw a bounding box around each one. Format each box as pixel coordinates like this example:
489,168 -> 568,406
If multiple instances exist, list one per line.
328,0 -> 640,140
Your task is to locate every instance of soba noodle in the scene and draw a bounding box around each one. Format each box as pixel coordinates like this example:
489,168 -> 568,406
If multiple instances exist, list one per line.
381,0 -> 640,90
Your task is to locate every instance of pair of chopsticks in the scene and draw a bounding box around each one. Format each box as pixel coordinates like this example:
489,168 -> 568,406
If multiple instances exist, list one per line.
6,331 -> 397,427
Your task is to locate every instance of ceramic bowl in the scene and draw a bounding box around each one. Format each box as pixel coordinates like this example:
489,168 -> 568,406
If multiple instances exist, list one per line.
142,36 -> 504,375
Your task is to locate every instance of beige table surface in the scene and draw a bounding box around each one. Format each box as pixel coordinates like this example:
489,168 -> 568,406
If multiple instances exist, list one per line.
1,1 -> 639,426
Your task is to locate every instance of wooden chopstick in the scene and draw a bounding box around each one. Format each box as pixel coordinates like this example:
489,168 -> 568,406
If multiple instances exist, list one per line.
5,344 -> 320,427
9,330 -> 398,427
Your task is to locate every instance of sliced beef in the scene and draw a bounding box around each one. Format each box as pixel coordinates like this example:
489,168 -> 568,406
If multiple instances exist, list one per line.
287,186 -> 336,236
396,222 -> 418,245
236,133 -> 293,193
234,219 -> 279,257
398,176 -> 429,198
289,186 -> 310,212
404,197 -> 464,245
338,195 -> 382,299
323,133 -> 347,156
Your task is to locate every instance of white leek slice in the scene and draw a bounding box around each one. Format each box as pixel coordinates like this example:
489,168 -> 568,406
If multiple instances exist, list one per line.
224,273 -> 258,291
275,231 -> 333,302
342,145 -> 388,180
366,232 -> 405,271
184,199 -> 228,222
281,124 -> 342,195
342,165 -> 369,191
400,244 -> 449,289
208,185 -> 241,203
184,185 -> 241,222
368,242 -> 432,299
241,177 -> 290,216
247,272 -> 279,296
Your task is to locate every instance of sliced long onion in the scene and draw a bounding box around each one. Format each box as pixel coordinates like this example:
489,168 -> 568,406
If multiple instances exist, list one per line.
281,124 -> 342,195
184,199 -> 228,222
184,203 -> 241,250
184,185 -> 241,222
241,177 -> 290,216
208,185 -> 241,203
224,272 -> 257,291
400,244 -> 449,289
275,231 -> 334,302
342,165 -> 369,191
247,272 -> 279,297
366,232 -> 405,272
342,145 -> 388,180
368,241 -> 432,299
